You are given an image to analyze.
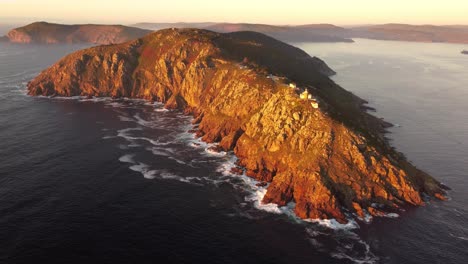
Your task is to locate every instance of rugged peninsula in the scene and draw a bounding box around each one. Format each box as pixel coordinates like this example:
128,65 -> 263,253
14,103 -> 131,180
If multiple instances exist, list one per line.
4,22 -> 152,44
27,29 -> 447,223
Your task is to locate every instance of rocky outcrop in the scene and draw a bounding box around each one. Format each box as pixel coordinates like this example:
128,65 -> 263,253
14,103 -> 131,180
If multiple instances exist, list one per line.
5,22 -> 152,44
27,28 -> 447,223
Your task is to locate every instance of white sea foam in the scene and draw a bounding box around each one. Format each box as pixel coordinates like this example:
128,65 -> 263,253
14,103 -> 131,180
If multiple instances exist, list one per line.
357,211 -> 373,223
155,108 -> 170,112
79,97 -> 112,103
305,227 -> 379,264
449,233 -> 468,241
133,113 -> 154,127
159,171 -> 192,183
142,170 -> 158,179
305,218 -> 359,230
126,163 -> 200,183
119,154 -> 136,164
330,251 -> 377,264
128,163 -> 154,178
189,142 -> 202,148
204,146 -> 227,156
117,127 -> 179,158
216,156 -> 298,217
216,155 -> 363,230
149,148 -> 171,157
384,213 -> 399,218
118,144 -> 129,150
106,102 -> 126,108
118,115 -> 134,122
168,157 -> 187,165
118,127 -> 143,134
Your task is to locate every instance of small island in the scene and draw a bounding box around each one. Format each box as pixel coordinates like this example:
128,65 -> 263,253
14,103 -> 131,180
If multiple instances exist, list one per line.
27,28 -> 448,223
2,21 -> 152,44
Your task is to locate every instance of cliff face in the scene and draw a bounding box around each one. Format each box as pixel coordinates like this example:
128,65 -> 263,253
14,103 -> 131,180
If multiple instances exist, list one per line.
27,29 -> 447,223
5,22 -> 152,44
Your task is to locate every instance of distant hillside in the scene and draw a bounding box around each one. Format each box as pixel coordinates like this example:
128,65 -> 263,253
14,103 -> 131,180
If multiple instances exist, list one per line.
131,22 -> 354,43
205,23 -> 354,43
351,24 -> 468,44
132,22 -> 216,31
10,21 -> 468,45
4,22 -> 152,44
132,22 -> 468,44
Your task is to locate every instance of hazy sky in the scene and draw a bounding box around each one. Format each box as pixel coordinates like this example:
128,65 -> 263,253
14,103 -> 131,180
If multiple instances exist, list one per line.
1,0 -> 468,25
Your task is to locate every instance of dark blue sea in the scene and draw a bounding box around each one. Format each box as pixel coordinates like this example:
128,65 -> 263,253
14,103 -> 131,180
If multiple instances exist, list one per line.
0,40 -> 467,264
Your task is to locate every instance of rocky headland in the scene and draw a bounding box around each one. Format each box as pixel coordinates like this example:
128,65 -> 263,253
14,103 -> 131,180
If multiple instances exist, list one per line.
27,28 -> 447,223
4,22 -> 152,44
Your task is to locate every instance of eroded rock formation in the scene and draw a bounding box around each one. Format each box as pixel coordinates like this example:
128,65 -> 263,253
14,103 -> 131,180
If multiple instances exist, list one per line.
27,28 -> 447,223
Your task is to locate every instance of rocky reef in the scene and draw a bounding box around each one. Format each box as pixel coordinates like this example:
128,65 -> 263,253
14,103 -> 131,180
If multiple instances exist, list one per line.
27,28 -> 447,223
4,22 -> 152,44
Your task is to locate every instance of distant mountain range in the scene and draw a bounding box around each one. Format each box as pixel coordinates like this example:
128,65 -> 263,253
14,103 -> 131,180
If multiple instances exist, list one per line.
3,21 -> 468,45
205,23 -> 354,42
134,22 -> 468,44
352,24 -> 468,43
133,22 -> 354,43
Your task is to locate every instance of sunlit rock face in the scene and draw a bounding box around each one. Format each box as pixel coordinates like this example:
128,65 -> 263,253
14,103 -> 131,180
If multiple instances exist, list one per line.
28,28 -> 447,223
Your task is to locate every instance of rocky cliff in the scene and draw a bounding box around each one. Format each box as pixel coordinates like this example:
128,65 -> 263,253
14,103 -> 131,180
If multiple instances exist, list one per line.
5,22 -> 152,44
27,28 -> 447,223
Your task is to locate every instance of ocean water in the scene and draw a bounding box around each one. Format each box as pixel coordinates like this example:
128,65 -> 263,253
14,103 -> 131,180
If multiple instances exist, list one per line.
0,39 -> 466,264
